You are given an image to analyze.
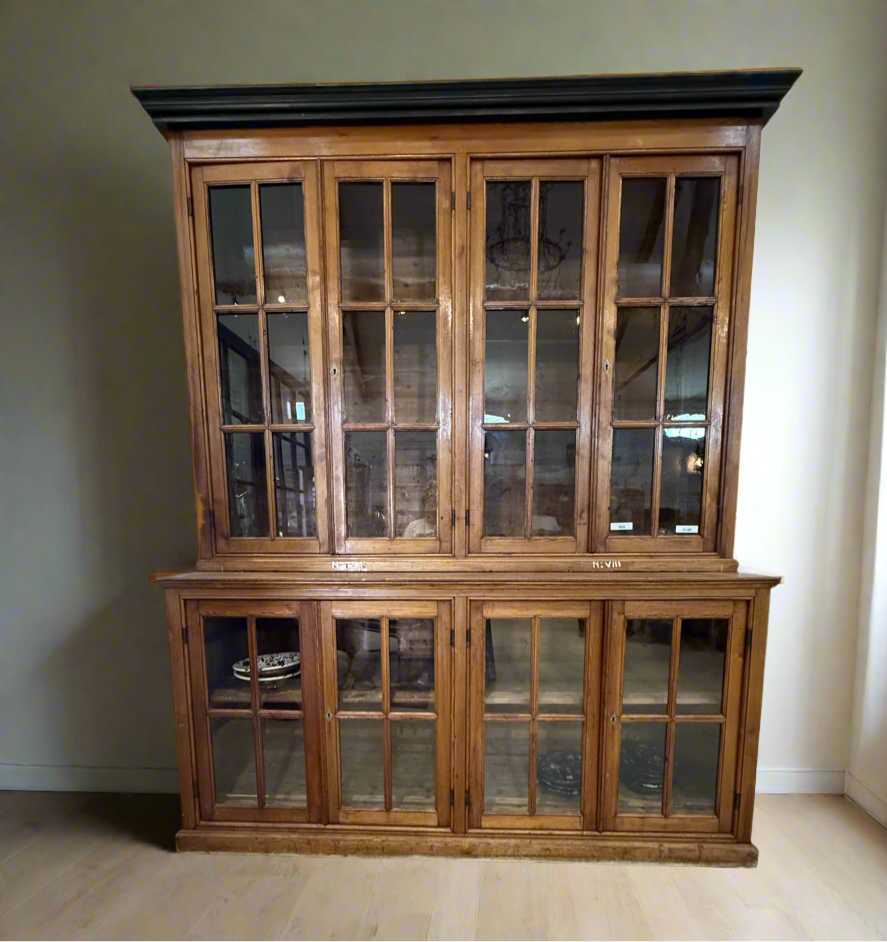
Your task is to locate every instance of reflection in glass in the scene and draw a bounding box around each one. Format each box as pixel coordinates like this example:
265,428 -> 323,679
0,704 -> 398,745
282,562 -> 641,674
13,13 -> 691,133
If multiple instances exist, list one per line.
209,186 -> 256,304
617,178 -> 666,298
677,619 -> 728,714
267,311 -> 311,424
535,309 -> 579,421
389,619 -> 435,710
622,618 -> 673,714
533,430 -> 576,536
225,432 -> 269,538
218,314 -> 263,425
204,617 -> 249,708
263,720 -> 307,807
211,717 -> 257,806
483,430 -> 526,537
484,310 -> 528,423
486,181 -> 531,300
345,431 -> 387,538
618,722 -> 666,814
256,617 -> 302,711
335,619 -> 383,711
672,723 -> 721,815
391,182 -> 436,300
484,721 -> 529,813
391,720 -> 436,810
273,432 -> 316,538
393,310 -> 437,424
671,177 -> 720,297
665,307 -> 712,420
339,719 -> 384,808
538,618 -> 585,714
339,182 -> 385,301
609,428 -> 655,536
394,431 -> 437,539
484,618 -> 532,714
536,721 -> 583,815
537,181 -> 584,299
614,307 -> 659,420
260,183 -> 307,304
342,310 -> 386,423
659,428 -> 706,535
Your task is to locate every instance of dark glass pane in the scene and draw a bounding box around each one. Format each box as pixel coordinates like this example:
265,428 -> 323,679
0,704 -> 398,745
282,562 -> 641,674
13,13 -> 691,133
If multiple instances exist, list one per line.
339,719 -> 384,809
391,182 -> 436,300
256,617 -> 302,711
267,311 -> 311,424
486,181 -> 531,300
484,618 -> 532,714
484,721 -> 529,813
537,181 -> 584,299
209,186 -> 256,304
538,618 -> 585,715
609,428 -> 655,536
617,178 -> 666,299
659,428 -> 706,536
618,722 -> 666,814
342,310 -> 386,423
483,430 -> 526,537
263,719 -> 307,808
391,721 -> 436,810
671,177 -> 720,297
339,182 -> 384,301
273,431 -> 316,538
535,309 -> 579,421
218,314 -> 263,425
394,431 -> 437,539
677,618 -> 729,715
393,310 -> 437,424
484,310 -> 528,423
665,306 -> 712,420
345,432 -> 387,538
671,723 -> 721,815
225,432 -> 269,538
536,721 -> 583,815
622,618 -> 673,714
389,618 -> 435,711
532,430 -> 575,537
614,306 -> 659,420
204,617 -> 249,709
335,618 -> 383,712
211,717 -> 257,807
259,183 -> 307,304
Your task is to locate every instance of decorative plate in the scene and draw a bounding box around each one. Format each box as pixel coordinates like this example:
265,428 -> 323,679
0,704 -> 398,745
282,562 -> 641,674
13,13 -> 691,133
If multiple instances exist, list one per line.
232,651 -> 300,680
536,750 -> 583,797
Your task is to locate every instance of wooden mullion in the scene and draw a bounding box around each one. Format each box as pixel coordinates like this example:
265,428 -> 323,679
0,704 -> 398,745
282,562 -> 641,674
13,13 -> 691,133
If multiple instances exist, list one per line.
483,712 -> 534,722
212,303 -> 261,314
662,173 -> 674,300
527,305 -> 537,426
254,713 -> 266,810
529,177 -> 540,302
385,301 -> 396,541
387,425 -> 396,542
529,716 -> 538,816
663,617 -> 681,816
528,615 -> 540,816
525,427 -> 535,540
383,178 -> 393,303
381,615 -> 392,812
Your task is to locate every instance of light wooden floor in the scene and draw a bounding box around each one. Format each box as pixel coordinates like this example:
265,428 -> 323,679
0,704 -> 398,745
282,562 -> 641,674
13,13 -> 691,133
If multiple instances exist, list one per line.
0,792 -> 885,940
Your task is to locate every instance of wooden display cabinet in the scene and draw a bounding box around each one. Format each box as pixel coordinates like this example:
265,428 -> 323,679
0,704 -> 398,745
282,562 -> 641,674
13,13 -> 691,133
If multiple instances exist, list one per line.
140,69 -> 798,863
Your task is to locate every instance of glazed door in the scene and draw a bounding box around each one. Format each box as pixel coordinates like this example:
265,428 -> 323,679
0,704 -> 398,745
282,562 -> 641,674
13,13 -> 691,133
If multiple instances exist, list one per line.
186,600 -> 324,823
602,600 -> 747,833
468,601 -> 603,830
321,601 -> 452,827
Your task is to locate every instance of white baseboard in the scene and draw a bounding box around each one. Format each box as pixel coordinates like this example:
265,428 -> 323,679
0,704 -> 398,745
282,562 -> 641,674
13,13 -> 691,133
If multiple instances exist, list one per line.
754,768 -> 845,794
845,771 -> 887,826
0,763 -> 179,794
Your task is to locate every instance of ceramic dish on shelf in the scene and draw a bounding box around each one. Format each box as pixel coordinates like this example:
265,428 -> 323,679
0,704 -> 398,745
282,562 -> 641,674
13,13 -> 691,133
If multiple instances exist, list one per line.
232,652 -> 301,683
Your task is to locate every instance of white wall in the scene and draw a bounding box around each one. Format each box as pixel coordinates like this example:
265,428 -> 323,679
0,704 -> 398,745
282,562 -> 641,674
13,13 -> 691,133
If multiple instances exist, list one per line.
1,0 -> 886,793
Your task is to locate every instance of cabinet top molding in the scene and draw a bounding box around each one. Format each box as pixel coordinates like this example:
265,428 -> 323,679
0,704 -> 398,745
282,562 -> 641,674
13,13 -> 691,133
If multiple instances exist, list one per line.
131,68 -> 801,132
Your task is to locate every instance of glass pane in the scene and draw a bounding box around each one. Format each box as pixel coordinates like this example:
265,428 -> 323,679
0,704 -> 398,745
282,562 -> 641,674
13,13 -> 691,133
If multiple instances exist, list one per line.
389,618 -> 435,711
267,311 -> 311,424
665,306 -> 712,420
484,618 -> 532,714
671,722 -> 721,815
339,182 -> 384,301
342,310 -> 386,424
394,431 -> 437,539
617,178 -> 666,299
536,309 -> 579,421
609,428 -> 655,536
486,181 -> 531,300
218,313 -> 263,425
537,181 -> 584,300
484,310 -> 528,423
613,306 -> 659,420
393,310 -> 437,424
659,428 -> 706,536
483,430 -> 526,538
618,722 -> 665,814
391,182 -> 436,300
622,618 -> 673,714
225,432 -> 269,538
263,719 -> 307,808
272,431 -> 316,538
256,617 -> 302,711
536,721 -> 583,815
339,719 -> 384,809
335,618 -> 383,712
259,183 -> 307,305
391,720 -> 436,810
209,186 -> 256,304
484,721 -> 529,813
671,177 -> 720,298
538,618 -> 585,714
345,431 -> 388,538
211,717 -> 257,807
677,618 -> 729,715
533,430 -> 575,537
204,617 -> 249,709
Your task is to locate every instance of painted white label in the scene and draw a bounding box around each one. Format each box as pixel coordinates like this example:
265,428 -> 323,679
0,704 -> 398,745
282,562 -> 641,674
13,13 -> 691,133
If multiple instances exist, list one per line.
610,521 -> 633,531
295,401 -> 306,421
332,560 -> 368,572
675,525 -> 699,534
